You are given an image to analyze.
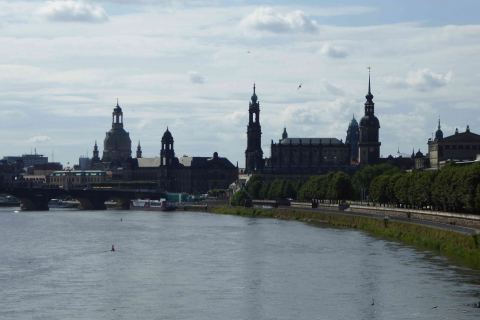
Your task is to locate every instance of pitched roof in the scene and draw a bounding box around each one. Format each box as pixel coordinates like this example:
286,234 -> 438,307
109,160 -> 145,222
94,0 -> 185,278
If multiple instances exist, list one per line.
279,138 -> 343,145
179,155 -> 236,169
441,131 -> 480,143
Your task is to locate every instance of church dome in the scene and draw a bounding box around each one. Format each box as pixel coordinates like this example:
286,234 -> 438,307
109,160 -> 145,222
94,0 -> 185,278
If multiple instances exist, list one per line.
415,149 -> 424,158
102,102 -> 132,164
162,128 -> 174,143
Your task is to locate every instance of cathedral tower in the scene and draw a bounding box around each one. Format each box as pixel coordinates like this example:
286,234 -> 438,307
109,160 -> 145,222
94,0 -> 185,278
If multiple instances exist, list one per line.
358,71 -> 381,164
245,84 -> 264,173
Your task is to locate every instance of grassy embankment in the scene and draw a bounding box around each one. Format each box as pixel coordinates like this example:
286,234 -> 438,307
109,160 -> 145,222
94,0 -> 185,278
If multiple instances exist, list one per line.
209,206 -> 480,270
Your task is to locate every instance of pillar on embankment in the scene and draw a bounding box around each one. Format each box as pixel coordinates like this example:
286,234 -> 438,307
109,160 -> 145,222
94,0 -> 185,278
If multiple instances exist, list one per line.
77,196 -> 107,210
18,195 -> 50,211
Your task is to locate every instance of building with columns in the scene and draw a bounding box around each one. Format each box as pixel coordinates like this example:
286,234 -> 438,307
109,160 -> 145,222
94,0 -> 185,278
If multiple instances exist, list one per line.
428,121 -> 480,169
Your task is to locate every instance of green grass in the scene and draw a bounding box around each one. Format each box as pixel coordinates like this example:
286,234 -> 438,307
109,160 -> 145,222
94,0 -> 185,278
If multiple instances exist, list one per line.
210,206 -> 480,270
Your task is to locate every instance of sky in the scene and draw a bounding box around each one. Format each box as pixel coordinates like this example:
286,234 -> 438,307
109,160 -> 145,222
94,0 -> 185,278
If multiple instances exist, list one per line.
0,0 -> 479,166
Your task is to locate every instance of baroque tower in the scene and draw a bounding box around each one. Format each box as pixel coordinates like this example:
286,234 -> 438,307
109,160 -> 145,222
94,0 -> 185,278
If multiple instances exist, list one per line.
358,70 -> 381,164
136,141 -> 142,158
160,128 -> 175,167
245,84 -> 264,173
92,140 -> 100,162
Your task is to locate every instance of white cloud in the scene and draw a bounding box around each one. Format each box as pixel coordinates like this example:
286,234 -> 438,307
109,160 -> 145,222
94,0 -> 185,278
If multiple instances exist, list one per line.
38,0 -> 108,23
189,71 -> 206,84
386,68 -> 452,91
28,135 -> 52,144
319,43 -> 348,58
241,7 -> 318,33
324,82 -> 345,96
406,68 -> 452,91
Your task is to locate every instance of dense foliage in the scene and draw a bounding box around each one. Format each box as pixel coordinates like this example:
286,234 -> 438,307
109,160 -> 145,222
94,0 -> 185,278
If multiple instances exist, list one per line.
230,163 -> 480,214
368,163 -> 480,213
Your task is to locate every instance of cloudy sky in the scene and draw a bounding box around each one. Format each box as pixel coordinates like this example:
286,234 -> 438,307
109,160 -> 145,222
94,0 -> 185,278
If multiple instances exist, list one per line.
1,0 -> 479,166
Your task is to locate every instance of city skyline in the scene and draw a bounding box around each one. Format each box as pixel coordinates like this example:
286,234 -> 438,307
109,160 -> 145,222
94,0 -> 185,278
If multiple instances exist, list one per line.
0,0 -> 479,166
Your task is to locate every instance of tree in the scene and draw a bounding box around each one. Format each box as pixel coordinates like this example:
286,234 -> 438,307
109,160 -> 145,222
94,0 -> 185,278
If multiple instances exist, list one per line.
231,189 -> 251,206
327,172 -> 353,203
369,174 -> 390,205
352,164 -> 400,200
410,171 -> 436,209
282,180 -> 297,199
258,181 -> 271,199
246,175 -> 263,199
394,173 -> 412,208
268,179 -> 285,199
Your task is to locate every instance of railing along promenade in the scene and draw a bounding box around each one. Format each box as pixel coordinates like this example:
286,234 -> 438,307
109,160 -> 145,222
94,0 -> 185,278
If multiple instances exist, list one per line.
253,200 -> 480,230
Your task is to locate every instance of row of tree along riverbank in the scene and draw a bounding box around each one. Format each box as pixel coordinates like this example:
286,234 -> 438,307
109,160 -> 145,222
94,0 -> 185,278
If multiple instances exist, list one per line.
233,162 -> 480,214
209,206 -> 480,270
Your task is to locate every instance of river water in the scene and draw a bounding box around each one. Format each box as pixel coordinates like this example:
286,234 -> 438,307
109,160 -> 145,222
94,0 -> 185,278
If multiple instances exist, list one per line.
0,208 -> 479,320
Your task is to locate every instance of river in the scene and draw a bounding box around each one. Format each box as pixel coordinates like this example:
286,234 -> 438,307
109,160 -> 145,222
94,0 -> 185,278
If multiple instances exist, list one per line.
0,208 -> 479,320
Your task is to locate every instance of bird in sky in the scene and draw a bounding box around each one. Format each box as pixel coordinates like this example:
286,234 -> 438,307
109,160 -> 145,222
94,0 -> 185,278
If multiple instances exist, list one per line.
297,83 -> 302,90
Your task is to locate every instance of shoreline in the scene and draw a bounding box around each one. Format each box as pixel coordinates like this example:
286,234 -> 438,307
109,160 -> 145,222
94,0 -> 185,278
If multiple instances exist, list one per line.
207,206 -> 480,271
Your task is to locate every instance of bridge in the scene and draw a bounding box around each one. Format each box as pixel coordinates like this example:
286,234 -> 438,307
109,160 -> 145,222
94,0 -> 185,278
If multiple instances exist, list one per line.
0,182 -> 166,211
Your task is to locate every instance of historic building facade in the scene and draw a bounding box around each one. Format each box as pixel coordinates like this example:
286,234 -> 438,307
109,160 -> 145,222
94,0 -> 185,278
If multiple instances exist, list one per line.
267,133 -> 351,174
246,74 -> 380,176
428,121 -> 480,168
132,128 -> 238,193
88,104 -> 238,193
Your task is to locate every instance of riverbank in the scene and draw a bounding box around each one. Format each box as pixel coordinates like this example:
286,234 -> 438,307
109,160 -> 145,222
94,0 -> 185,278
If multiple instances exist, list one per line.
209,206 -> 480,270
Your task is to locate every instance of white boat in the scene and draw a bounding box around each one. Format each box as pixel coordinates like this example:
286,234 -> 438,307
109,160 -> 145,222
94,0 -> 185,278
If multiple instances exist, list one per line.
131,199 -> 176,211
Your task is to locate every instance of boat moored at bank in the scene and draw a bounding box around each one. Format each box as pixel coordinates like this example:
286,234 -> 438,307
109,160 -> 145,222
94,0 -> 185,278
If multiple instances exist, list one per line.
131,199 -> 176,211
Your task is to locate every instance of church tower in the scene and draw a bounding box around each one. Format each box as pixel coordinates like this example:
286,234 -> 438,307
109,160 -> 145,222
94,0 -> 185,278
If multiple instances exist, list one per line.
92,140 -> 100,162
358,70 -> 381,165
346,115 -> 359,163
136,141 -> 142,158
435,118 -> 443,141
245,84 -> 264,173
160,128 -> 175,167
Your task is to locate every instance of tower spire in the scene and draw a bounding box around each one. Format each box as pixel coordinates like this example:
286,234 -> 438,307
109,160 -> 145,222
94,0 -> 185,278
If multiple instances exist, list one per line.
368,66 -> 371,95
136,140 -> 142,158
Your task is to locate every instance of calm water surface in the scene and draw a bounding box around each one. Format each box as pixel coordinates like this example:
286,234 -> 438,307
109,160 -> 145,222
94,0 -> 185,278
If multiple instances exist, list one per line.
1,207 -> 480,320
